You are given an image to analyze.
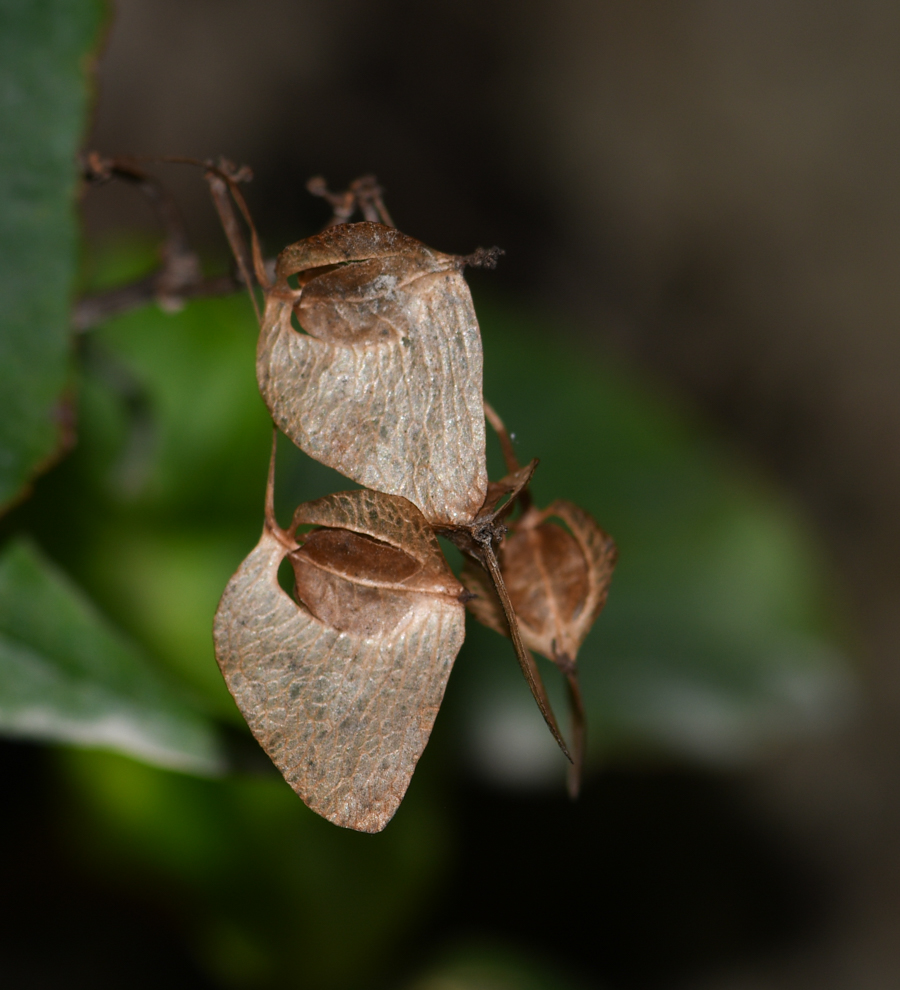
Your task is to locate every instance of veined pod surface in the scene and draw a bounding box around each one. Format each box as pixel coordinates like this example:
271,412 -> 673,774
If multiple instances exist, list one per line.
213,487 -> 467,832
463,499 -> 617,666
257,222 -> 488,527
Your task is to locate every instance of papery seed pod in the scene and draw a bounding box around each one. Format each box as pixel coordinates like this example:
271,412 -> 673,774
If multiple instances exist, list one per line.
462,499 -> 617,792
465,500 -> 617,664
214,483 -> 467,832
257,222 -> 489,527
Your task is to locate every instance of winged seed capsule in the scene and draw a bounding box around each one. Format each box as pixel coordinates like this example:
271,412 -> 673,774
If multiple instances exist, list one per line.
461,498 -> 617,795
213,483 -> 466,833
200,168 -> 615,818
257,222 -> 489,527
463,500 -> 617,666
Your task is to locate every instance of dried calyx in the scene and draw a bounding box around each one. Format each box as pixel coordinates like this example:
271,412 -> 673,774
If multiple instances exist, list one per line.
198,165 -> 617,828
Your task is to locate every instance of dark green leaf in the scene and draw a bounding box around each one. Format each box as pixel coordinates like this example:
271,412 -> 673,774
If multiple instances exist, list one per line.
0,0 -> 107,510
0,537 -> 222,773
61,747 -> 448,989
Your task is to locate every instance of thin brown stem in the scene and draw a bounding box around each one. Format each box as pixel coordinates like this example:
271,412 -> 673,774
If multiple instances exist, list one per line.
483,399 -> 532,513
215,167 -> 269,289
481,541 -> 572,762
264,428 -> 297,551
80,152 -> 206,314
563,668 -> 586,798
160,155 -> 270,303
73,271 -> 241,333
82,153 -> 194,266
204,171 -> 261,323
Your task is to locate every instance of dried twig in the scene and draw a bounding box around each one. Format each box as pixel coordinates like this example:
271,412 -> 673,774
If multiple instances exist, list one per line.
75,153 -> 245,332
306,174 -> 395,227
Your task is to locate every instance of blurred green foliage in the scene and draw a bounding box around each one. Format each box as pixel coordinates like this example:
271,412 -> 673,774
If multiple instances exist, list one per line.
0,537 -> 219,772
60,745 -> 448,988
403,941 -> 593,990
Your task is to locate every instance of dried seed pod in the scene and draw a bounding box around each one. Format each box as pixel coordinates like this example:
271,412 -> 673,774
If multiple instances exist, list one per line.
462,499 -> 617,793
466,500 -> 617,664
437,459 -> 571,760
187,167 -> 618,815
258,222 -> 488,527
214,481 -> 466,832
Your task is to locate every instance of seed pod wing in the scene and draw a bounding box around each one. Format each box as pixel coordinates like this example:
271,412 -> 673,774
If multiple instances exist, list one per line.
462,499 -> 617,664
258,222 -> 488,526
214,489 -> 466,832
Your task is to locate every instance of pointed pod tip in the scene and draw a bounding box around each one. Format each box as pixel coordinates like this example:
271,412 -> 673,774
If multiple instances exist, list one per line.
566,769 -> 581,800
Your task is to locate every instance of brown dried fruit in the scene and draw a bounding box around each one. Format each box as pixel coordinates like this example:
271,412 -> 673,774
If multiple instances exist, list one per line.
213,451 -> 466,832
462,499 -> 616,795
436,458 -> 572,760
257,222 -> 489,527
463,500 -> 617,664
77,161 -> 619,822
460,403 -> 618,793
196,168 -> 613,810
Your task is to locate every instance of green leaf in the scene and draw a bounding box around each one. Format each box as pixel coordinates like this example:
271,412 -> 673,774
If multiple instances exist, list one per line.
0,0 -> 108,510
0,537 -> 222,774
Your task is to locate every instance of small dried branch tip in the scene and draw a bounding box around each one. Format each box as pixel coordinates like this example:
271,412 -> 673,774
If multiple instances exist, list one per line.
306,174 -> 394,227
74,152 -> 248,331
464,246 -> 504,269
209,157 -> 254,184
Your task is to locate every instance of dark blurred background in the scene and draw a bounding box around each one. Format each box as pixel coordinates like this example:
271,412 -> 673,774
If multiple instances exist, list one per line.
8,1 -> 900,987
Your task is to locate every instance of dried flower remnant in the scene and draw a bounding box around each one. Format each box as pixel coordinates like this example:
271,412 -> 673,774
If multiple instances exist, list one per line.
194,166 -> 613,815
213,444 -> 467,833
259,222 -> 492,527
74,159 -> 618,821
462,406 -> 617,794
436,458 -> 571,759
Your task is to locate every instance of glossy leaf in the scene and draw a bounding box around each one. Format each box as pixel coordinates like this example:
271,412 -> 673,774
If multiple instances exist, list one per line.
0,0 -> 107,510
0,537 -> 222,773
258,222 -> 488,526
214,485 -> 466,832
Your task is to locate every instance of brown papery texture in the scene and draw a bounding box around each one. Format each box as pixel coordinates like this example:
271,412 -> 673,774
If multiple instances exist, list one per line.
213,488 -> 466,832
257,222 -> 488,527
463,499 -> 617,665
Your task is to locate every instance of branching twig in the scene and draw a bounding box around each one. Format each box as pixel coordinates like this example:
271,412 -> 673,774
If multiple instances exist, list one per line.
306,174 -> 395,227
75,153 -> 245,332
74,156 -> 396,332
74,272 -> 241,332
